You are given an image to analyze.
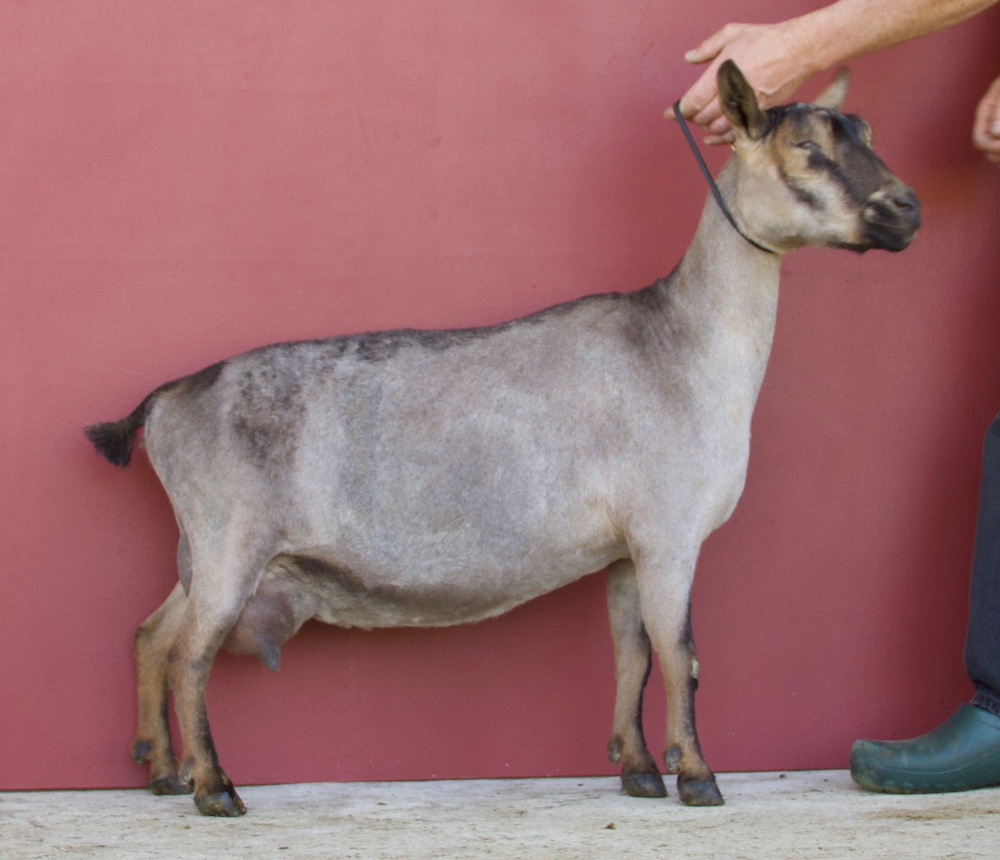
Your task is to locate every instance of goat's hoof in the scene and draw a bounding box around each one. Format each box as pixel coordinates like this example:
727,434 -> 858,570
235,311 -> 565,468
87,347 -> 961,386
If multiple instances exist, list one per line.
678,779 -> 724,807
150,773 -> 194,796
195,787 -> 247,817
622,771 -> 667,798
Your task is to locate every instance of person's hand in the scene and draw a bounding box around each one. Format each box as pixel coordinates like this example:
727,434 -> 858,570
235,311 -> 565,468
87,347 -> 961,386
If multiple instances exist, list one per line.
972,75 -> 1000,163
668,22 -> 815,145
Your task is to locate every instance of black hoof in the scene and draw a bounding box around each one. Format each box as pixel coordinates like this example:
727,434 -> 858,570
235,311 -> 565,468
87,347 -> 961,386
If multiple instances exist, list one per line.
622,771 -> 667,798
195,787 -> 247,817
150,773 -> 194,796
678,779 -> 724,806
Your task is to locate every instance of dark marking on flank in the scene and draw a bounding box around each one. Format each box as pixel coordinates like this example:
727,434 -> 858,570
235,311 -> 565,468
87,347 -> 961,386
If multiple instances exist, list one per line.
229,358 -> 305,468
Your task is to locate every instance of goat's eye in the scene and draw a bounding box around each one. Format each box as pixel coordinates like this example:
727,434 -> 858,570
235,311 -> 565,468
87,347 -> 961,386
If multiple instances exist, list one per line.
794,140 -> 818,151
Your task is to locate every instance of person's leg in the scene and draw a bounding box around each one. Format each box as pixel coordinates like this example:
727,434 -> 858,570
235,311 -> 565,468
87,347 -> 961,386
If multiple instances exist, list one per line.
965,412 -> 1000,713
851,412 -> 1000,793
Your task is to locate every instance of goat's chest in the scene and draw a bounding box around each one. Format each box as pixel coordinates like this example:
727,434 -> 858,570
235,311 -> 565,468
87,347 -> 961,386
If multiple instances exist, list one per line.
637,382 -> 754,536
695,389 -> 755,530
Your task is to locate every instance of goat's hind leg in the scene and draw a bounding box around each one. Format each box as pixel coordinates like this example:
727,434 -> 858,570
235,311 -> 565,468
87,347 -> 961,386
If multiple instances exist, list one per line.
606,560 -> 667,798
133,582 -> 193,795
167,540 -> 268,817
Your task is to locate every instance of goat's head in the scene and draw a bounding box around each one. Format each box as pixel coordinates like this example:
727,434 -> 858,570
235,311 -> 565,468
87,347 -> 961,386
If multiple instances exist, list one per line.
718,60 -> 920,254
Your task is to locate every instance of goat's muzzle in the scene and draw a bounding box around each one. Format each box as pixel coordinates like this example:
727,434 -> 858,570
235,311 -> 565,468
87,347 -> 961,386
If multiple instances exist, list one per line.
861,186 -> 921,252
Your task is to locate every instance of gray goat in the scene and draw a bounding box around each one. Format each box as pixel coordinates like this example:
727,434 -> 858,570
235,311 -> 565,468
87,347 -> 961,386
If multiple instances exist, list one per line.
86,62 -> 919,816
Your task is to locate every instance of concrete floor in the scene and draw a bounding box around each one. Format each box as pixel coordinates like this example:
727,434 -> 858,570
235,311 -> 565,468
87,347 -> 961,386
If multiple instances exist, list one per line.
2,771 -> 999,859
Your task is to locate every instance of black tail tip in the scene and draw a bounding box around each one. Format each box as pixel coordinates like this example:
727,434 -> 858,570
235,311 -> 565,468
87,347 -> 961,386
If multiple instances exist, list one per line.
84,421 -> 135,467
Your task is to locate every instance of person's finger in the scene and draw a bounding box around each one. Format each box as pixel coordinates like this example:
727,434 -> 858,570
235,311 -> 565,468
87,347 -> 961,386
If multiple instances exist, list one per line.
683,23 -> 742,65
974,112 -> 1000,156
691,99 -> 724,128
671,69 -> 721,121
972,77 -> 1000,157
703,131 -> 735,146
708,115 -> 731,136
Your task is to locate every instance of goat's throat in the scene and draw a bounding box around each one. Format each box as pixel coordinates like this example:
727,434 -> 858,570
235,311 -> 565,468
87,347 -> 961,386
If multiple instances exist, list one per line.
672,193 -> 782,396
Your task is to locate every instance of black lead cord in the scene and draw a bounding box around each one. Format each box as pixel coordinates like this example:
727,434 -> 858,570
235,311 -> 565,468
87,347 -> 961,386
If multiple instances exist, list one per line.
672,99 -> 778,256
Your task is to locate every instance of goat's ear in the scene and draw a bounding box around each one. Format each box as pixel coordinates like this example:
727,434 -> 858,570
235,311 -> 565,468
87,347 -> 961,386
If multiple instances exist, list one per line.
814,68 -> 850,110
718,60 -> 767,140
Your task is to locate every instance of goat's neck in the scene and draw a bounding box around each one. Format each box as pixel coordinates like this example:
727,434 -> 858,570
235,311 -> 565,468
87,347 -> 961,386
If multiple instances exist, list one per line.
666,161 -> 783,399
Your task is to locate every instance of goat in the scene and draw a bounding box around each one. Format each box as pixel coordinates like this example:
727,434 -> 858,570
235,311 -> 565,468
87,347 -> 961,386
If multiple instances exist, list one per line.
85,62 -> 919,816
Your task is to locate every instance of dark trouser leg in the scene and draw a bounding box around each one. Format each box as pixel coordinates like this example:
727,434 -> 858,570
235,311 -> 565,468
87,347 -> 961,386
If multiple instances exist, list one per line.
965,412 -> 1000,715
851,411 -> 1000,793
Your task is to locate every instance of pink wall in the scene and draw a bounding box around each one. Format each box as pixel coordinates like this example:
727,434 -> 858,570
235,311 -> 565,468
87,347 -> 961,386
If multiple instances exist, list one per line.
2,2 -> 999,791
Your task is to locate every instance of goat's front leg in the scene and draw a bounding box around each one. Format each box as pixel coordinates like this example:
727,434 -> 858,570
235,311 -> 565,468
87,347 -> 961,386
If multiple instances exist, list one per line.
635,547 -> 723,806
606,559 -> 666,798
133,582 -> 193,796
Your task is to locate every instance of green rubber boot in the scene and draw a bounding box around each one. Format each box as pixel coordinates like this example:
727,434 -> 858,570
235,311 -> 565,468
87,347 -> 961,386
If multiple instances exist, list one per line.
851,704 -> 1000,793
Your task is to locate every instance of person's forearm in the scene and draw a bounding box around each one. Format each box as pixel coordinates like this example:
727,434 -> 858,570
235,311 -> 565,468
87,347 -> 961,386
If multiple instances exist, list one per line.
674,0 -> 1000,143
785,0 -> 996,75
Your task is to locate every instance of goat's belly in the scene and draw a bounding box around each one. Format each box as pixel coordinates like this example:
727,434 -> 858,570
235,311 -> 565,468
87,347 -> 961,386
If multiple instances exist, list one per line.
263,541 -> 623,630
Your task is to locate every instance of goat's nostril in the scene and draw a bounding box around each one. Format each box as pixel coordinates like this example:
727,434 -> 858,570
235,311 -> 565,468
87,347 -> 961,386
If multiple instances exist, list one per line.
891,192 -> 920,214
866,190 -> 920,229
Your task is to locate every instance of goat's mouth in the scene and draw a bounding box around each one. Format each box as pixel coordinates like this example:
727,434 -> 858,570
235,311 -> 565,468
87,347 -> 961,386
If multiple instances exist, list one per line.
859,191 -> 921,252
861,221 -> 920,252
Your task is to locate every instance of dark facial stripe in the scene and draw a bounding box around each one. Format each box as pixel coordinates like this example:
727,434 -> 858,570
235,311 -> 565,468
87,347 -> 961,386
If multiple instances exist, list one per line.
818,115 -> 889,203
777,162 -> 824,210
765,104 -> 889,206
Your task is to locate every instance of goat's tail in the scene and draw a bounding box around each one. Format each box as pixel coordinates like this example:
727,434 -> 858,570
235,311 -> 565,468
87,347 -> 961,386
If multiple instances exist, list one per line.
84,391 -> 159,468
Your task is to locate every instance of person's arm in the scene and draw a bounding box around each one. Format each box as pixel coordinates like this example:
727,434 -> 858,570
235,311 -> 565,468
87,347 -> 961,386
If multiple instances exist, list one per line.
973,76 -> 1000,162
671,0 -> 998,144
